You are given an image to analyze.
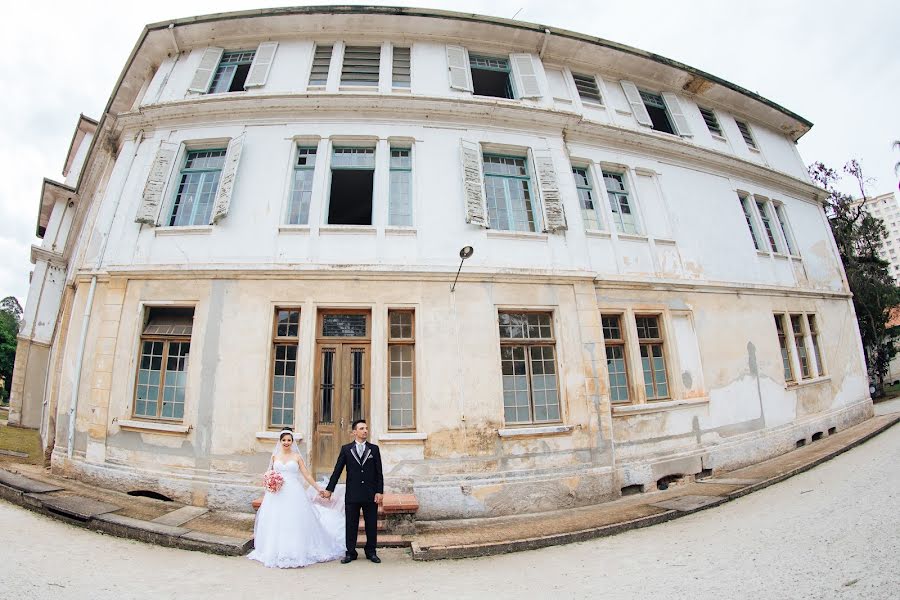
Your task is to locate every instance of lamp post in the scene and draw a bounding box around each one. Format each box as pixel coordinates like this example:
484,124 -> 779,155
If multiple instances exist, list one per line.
451,246 -> 474,292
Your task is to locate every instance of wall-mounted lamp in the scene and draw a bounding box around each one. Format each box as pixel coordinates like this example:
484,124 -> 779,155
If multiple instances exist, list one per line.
451,246 -> 474,292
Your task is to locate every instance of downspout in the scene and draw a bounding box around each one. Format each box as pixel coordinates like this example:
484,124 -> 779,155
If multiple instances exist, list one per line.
66,128 -> 144,458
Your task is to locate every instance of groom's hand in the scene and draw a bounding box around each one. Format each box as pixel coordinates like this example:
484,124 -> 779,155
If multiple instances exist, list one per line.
374,493 -> 383,504
320,490 -> 332,498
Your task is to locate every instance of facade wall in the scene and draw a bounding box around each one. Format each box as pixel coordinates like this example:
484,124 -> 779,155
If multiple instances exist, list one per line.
12,9 -> 872,519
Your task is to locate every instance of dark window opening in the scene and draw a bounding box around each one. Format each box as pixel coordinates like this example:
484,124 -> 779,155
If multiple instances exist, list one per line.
640,90 -> 675,134
328,170 -> 374,225
470,55 -> 513,99
228,64 -> 251,92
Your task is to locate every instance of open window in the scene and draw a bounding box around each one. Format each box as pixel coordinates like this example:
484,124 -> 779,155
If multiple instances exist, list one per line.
328,147 -> 375,225
134,307 -> 194,421
470,55 -> 514,99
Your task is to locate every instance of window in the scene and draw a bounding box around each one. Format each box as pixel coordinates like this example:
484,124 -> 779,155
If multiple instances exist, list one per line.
774,314 -> 794,382
286,147 -> 317,225
699,107 -> 723,137
499,312 -> 560,424
328,147 -> 375,225
388,310 -> 415,429
738,194 -> 763,250
790,315 -> 811,379
483,154 -> 537,232
341,45 -> 380,87
808,315 -> 825,377
774,204 -> 797,255
169,149 -> 226,227
308,45 -> 333,87
572,72 -> 602,104
735,120 -> 757,150
638,91 -> 676,134
389,147 -> 412,226
573,166 -> 602,230
392,46 -> 411,89
207,50 -> 256,94
134,307 -> 193,421
470,54 -> 513,99
636,315 -> 669,400
602,315 -> 629,403
602,171 -> 638,234
755,199 -> 782,253
270,309 -> 299,428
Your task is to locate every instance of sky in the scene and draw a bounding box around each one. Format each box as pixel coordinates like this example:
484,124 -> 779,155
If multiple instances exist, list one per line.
1,0 -> 898,305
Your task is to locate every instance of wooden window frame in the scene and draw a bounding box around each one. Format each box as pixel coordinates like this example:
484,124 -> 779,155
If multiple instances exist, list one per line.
790,314 -> 811,380
387,309 -> 416,431
635,314 -> 670,401
808,314 -> 825,377
132,307 -> 194,422
482,153 -> 537,232
775,313 -> 795,383
268,307 -> 301,429
601,169 -> 640,235
498,311 -> 562,426
286,146 -> 318,225
388,146 -> 413,226
601,313 -> 630,404
573,164 -> 603,231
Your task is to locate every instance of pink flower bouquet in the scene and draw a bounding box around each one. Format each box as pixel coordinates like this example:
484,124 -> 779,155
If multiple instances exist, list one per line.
263,469 -> 284,493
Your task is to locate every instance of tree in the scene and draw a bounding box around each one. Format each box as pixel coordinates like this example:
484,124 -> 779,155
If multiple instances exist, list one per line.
809,160 -> 900,395
0,297 -> 22,404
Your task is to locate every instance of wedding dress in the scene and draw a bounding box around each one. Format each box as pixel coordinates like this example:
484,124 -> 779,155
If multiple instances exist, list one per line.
248,460 -> 346,568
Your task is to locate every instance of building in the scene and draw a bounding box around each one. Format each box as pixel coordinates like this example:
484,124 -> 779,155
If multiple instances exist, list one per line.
9,6 -> 871,519
855,191 -> 900,280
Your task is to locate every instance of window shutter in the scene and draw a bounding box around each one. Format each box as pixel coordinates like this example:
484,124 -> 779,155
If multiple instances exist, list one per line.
620,80 -> 652,127
210,133 -> 245,224
510,53 -> 542,98
135,142 -> 177,225
460,139 -> 488,227
244,42 -> 278,88
446,45 -> 472,92
188,47 -> 224,93
532,149 -> 567,232
661,92 -> 693,137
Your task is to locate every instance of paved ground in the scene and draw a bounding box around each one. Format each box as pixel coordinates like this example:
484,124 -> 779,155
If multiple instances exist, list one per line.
1,414 -> 898,599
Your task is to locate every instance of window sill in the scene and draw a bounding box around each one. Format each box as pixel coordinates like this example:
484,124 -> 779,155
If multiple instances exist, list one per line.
585,229 -> 611,239
711,134 -> 728,143
154,226 -> 213,237
391,87 -> 412,94
498,424 -> 573,438
278,225 -> 311,234
615,108 -> 632,117
319,225 -> 377,235
582,101 -> 606,109
617,233 -> 649,242
379,432 -> 427,442
116,419 -> 191,434
612,397 -> 709,416
757,250 -> 772,258
747,146 -> 761,153
786,376 -> 831,389
486,230 -> 549,241
385,226 -> 417,236
256,430 -> 304,441
773,252 -> 790,261
653,237 -> 677,246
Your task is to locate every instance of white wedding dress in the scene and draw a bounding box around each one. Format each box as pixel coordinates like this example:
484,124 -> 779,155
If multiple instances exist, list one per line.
248,460 -> 346,568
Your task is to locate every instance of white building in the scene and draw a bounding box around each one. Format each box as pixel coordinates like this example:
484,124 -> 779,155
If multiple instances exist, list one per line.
9,6 -> 871,519
855,191 -> 900,280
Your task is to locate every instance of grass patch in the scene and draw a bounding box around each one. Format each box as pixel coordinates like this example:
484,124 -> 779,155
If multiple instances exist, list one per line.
879,382 -> 900,401
0,424 -> 43,464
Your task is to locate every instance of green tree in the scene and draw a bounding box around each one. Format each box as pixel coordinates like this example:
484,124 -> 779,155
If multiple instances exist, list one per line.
0,296 -> 22,404
809,161 -> 900,395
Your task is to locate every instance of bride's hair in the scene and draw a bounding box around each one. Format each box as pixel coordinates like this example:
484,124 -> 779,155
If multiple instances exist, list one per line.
279,428 -> 294,442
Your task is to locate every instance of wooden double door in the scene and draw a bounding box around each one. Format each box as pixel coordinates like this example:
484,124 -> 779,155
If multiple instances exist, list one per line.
312,311 -> 370,480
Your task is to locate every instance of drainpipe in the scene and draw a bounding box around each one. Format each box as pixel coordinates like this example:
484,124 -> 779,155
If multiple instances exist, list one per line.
66,128 -> 144,458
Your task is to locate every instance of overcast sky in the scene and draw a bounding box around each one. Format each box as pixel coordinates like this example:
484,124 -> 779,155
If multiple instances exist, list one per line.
1,0 -> 897,304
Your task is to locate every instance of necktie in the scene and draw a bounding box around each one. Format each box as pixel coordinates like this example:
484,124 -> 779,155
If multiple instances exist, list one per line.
357,443 -> 365,458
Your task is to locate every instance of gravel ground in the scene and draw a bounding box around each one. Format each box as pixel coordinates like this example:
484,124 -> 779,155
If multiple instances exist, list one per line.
1,416 -> 898,600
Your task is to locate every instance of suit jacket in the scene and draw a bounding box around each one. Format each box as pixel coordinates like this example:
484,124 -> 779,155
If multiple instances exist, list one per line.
326,441 -> 384,504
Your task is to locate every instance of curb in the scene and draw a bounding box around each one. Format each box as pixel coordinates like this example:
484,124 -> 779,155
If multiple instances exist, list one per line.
411,413 -> 900,560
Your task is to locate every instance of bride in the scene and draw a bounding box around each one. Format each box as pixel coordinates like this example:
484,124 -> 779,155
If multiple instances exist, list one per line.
248,428 -> 346,568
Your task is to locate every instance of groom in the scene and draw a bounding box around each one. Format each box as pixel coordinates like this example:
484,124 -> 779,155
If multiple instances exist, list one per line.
321,419 -> 384,564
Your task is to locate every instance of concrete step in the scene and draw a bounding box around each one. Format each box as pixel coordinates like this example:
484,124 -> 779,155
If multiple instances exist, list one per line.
356,533 -> 409,548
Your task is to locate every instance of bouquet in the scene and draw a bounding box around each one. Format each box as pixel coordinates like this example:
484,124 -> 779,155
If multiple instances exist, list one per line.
263,469 -> 284,493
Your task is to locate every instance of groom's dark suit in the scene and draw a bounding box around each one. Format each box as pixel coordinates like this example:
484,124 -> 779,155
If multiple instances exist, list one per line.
326,441 -> 384,559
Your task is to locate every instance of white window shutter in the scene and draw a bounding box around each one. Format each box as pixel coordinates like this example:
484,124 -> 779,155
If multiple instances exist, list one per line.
446,45 -> 472,92
135,142 -> 177,225
532,149 -> 567,233
210,133 -> 245,224
620,80 -> 652,127
661,92 -> 693,137
460,139 -> 488,228
244,42 -> 278,88
510,53 -> 542,98
188,47 -> 224,93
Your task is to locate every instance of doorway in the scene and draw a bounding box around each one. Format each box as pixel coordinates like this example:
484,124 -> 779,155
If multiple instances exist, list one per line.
312,310 -> 371,479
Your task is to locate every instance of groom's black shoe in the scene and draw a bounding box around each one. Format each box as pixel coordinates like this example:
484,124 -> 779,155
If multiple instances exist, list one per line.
366,554 -> 381,563
341,555 -> 357,564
